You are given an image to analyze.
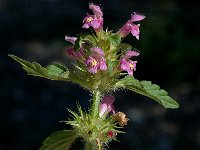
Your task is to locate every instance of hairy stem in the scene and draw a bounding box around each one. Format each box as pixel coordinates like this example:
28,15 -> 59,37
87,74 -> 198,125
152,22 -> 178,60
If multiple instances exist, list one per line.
91,90 -> 101,119
85,142 -> 99,150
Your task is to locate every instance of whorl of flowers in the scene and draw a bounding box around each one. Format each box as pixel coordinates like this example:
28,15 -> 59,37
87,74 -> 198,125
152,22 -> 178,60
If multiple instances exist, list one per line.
65,3 -> 145,78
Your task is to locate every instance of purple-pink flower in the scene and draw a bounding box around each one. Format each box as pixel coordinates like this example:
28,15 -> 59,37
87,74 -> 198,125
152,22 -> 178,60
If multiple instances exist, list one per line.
118,13 -> 145,39
99,95 -> 115,117
65,36 -> 77,44
89,3 -> 103,18
82,14 -> 103,29
85,47 -> 107,74
120,50 -> 140,76
66,47 -> 85,60
82,3 -> 103,30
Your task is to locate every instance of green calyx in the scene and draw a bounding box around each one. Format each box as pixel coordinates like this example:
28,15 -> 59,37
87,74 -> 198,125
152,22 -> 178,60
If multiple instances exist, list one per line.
65,105 -> 122,150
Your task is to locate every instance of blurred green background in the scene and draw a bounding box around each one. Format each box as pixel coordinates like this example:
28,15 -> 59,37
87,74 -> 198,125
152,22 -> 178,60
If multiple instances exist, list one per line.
0,0 -> 200,149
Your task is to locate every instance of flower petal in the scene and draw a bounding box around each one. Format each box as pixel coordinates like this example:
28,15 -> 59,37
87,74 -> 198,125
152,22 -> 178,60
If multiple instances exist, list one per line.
131,13 -> 145,22
99,95 -> 115,117
101,95 -> 115,104
89,3 -> 103,17
99,103 -> 108,117
131,24 -> 140,40
118,21 -> 133,37
91,18 -> 102,29
99,59 -> 107,71
120,58 -> 129,70
91,47 -> 105,56
65,36 -> 77,44
124,50 -> 140,59
85,56 -> 99,74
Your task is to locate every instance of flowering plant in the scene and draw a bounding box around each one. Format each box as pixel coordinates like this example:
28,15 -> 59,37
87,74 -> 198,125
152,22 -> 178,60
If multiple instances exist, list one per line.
9,3 -> 179,150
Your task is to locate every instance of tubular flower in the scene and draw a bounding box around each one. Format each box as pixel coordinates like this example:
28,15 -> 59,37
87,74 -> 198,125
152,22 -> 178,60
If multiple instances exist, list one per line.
118,13 -> 145,39
99,95 -> 115,117
82,14 -> 103,29
120,50 -> 140,76
65,36 -> 77,44
85,47 -> 107,74
82,3 -> 103,30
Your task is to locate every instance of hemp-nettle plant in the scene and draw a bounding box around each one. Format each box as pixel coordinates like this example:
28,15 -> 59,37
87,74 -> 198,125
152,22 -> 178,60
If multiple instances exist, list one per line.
9,3 -> 179,150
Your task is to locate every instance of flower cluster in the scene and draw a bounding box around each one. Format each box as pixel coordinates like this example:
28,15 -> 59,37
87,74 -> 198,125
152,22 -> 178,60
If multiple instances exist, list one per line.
64,4 -> 145,145
82,3 -> 103,31
65,3 -> 145,77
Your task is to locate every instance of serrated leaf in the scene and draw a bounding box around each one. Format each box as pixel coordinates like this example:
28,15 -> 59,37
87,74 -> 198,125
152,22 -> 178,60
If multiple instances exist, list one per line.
9,55 -> 69,81
115,76 -> 179,109
39,130 -> 77,150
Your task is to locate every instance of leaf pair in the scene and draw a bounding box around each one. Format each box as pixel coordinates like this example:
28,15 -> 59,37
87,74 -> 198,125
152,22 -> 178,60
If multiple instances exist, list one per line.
9,55 -> 179,109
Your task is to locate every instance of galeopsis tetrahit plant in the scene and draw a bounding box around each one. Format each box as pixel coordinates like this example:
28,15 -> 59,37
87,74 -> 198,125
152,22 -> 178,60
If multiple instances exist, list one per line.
9,3 -> 179,150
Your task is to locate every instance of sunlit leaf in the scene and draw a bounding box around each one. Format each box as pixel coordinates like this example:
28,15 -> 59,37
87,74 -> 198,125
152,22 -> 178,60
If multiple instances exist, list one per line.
9,55 -> 69,81
115,76 -> 179,109
39,130 -> 77,150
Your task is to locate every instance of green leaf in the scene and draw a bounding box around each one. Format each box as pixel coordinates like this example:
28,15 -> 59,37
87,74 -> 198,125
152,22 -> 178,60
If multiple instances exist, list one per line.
74,34 -> 96,51
108,34 -> 121,46
119,43 -> 132,55
39,130 -> 77,150
9,54 -> 69,81
115,76 -> 179,109
107,60 -> 119,71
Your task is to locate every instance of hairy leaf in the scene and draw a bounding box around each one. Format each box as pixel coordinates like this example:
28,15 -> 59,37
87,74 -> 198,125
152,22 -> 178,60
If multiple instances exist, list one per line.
115,76 -> 179,109
9,55 -> 69,81
119,43 -> 132,55
39,130 -> 77,150
74,34 -> 96,51
108,34 -> 121,46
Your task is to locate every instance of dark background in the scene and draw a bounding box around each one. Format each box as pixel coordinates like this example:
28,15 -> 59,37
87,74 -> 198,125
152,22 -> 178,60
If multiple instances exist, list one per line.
0,0 -> 200,150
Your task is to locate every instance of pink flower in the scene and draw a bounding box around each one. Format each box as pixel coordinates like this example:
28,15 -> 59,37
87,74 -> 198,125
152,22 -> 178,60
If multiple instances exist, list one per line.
89,3 -> 103,18
82,14 -> 103,29
131,13 -> 146,22
120,50 -> 140,76
85,47 -> 107,74
99,95 -> 115,117
118,13 -> 145,39
82,3 -> 103,30
65,36 -> 77,44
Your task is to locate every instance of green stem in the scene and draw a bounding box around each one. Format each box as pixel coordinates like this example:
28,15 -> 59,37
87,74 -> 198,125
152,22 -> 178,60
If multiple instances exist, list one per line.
85,142 -> 100,150
85,142 -> 93,150
91,90 -> 101,119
